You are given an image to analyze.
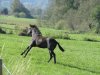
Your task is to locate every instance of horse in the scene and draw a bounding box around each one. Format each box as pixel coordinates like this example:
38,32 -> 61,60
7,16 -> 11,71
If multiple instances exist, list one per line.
21,24 -> 65,64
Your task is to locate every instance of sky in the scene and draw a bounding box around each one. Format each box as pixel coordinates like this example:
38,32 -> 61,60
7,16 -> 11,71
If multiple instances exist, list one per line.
0,0 -> 48,10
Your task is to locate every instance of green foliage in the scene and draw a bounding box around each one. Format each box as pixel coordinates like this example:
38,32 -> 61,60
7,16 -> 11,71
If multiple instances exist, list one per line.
43,31 -> 71,40
0,27 -> 6,34
13,12 -> 26,18
66,0 -> 78,9
11,0 -> 33,18
1,8 -> 8,15
40,0 -> 100,33
92,5 -> 100,21
13,12 -> 20,17
18,12 -> 26,18
92,5 -> 100,33
84,37 -> 99,42
55,20 -> 66,30
11,0 -> 22,13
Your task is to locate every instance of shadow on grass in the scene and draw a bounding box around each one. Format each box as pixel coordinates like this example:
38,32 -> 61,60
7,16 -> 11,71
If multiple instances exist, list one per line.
57,62 -> 100,74
84,38 -> 100,42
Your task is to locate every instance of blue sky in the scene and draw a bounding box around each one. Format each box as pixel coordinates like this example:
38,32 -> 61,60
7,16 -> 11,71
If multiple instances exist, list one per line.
0,0 -> 48,9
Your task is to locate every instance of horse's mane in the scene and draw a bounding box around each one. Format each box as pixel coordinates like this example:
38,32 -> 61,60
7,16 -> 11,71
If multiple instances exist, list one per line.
30,24 -> 42,35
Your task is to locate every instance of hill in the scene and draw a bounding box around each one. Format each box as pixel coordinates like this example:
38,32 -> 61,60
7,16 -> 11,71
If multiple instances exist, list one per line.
0,31 -> 100,75
43,0 -> 100,33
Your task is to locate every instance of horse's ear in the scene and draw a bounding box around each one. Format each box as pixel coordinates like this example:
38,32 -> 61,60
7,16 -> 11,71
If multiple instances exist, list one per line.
29,24 -> 33,27
29,24 -> 37,28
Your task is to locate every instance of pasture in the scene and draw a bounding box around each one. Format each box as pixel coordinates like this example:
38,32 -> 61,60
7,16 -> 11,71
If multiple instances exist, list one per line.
0,15 -> 37,26
0,16 -> 100,75
0,33 -> 100,75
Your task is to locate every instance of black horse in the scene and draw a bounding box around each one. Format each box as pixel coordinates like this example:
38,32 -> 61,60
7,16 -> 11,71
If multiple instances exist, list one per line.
21,24 -> 64,64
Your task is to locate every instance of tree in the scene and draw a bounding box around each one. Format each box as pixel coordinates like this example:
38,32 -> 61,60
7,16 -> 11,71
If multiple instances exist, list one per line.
30,7 -> 43,18
11,0 -> 33,18
92,5 -> 100,33
40,0 -> 100,33
1,8 -> 8,15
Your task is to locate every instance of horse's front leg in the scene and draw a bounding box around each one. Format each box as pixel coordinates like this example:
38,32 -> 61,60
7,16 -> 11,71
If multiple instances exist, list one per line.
21,46 -> 30,55
24,46 -> 32,58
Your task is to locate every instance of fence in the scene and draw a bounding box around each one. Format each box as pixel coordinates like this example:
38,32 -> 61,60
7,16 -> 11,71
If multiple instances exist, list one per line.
0,59 -> 12,75
0,59 -> 2,75
0,43 -> 12,75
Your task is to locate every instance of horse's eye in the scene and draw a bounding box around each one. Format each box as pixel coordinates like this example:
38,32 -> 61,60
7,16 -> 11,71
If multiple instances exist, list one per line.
29,28 -> 32,30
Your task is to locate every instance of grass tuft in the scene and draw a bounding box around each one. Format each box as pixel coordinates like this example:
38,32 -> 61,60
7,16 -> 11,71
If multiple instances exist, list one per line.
84,37 -> 99,42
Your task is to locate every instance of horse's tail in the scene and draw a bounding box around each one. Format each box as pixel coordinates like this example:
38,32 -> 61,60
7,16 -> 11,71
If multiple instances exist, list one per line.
56,41 -> 65,52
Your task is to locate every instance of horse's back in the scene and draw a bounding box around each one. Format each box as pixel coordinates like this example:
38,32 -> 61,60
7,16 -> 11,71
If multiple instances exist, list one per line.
32,35 -> 57,49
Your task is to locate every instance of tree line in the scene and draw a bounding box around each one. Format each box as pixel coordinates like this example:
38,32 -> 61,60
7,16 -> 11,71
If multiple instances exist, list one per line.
0,0 -> 42,19
40,0 -> 100,34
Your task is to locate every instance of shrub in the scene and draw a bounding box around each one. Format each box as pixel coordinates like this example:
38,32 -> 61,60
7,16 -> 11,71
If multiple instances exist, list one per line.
18,12 -> 26,18
13,12 -> 27,18
84,37 -> 98,42
1,8 -> 8,15
55,20 -> 66,30
18,27 -> 31,36
92,6 -> 100,21
44,31 -> 71,40
92,5 -> 100,33
13,12 -> 19,17
8,30 -> 13,34
0,27 -> 6,34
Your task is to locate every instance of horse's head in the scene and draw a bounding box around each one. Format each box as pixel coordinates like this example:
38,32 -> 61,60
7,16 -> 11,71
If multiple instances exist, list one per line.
30,24 -> 37,28
27,24 -> 42,36
27,27 -> 32,35
27,24 -> 36,35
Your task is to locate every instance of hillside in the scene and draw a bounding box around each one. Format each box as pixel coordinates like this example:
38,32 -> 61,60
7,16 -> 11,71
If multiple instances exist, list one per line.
0,15 -> 100,75
0,31 -> 100,75
43,0 -> 100,33
0,1 -> 100,75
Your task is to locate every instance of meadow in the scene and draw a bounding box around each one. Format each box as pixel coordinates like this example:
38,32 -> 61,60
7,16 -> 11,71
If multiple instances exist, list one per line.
0,15 -> 37,26
0,16 -> 100,75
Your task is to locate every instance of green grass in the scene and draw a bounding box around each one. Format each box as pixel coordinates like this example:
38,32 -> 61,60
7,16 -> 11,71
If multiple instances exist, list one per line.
0,24 -> 70,39
0,15 -> 37,26
0,15 -> 100,75
69,34 -> 100,41
0,34 -> 100,75
1,24 -> 100,41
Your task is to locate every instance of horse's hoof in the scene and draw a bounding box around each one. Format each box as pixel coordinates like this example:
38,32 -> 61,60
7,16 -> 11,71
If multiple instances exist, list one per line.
54,62 -> 56,64
24,56 -> 26,58
48,60 -> 51,63
21,53 -> 23,55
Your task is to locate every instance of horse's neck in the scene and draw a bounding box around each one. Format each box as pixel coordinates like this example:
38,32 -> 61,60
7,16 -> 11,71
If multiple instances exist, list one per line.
31,29 -> 42,39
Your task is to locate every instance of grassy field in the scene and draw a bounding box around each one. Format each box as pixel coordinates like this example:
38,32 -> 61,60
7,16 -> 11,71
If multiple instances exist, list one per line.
0,23 -> 100,41
0,15 -> 37,27
0,33 -> 100,75
0,15 -> 100,75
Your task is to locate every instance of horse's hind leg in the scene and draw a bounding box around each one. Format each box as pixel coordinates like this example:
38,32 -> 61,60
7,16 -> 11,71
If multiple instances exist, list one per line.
51,51 -> 56,64
48,51 -> 53,63
21,46 -> 29,55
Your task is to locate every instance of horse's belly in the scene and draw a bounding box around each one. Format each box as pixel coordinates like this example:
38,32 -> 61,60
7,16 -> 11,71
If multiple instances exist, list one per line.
38,41 -> 47,48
